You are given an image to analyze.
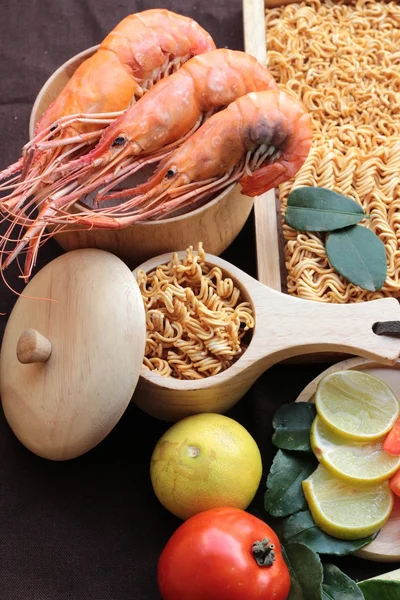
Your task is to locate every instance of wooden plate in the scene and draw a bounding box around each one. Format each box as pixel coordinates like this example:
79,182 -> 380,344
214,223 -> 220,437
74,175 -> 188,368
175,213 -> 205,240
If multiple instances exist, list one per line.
368,568 -> 400,582
296,357 -> 400,562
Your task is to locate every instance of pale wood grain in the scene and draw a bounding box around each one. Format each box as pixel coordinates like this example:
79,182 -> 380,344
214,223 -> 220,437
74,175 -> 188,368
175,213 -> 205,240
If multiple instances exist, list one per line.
132,251 -> 400,421
243,0 -> 282,289
29,48 -> 254,269
296,358 -> 400,562
46,184 -> 253,269
358,499 -> 400,563
243,0 -> 267,63
366,568 -> 400,581
0,249 -> 146,461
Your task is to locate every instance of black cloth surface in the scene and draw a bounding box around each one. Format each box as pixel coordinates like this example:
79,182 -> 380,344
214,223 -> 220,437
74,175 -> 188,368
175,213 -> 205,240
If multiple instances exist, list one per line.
0,1 -> 398,598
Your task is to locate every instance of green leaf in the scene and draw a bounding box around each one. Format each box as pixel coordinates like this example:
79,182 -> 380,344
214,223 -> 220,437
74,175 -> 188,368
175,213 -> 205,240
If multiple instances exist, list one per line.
284,543 -> 323,600
359,579 -> 400,600
282,547 -> 307,600
322,564 -> 364,599
273,403 -> 316,452
326,225 -> 387,292
283,510 -> 377,556
265,450 -> 317,517
285,187 -> 365,232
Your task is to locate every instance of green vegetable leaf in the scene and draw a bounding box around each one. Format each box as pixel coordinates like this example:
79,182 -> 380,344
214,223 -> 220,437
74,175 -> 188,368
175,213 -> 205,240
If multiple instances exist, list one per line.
285,187 -> 365,232
326,225 -> 387,291
283,510 -> 377,556
322,564 -> 364,599
265,450 -> 317,517
273,403 -> 316,452
284,543 -> 323,600
359,579 -> 400,600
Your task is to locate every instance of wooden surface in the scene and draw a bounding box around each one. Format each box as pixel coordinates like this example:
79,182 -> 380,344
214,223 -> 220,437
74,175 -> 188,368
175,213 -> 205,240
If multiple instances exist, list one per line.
0,1 -> 397,594
29,48 -> 255,270
0,249 -> 146,460
244,0 -> 375,367
368,568 -> 400,581
296,358 -> 400,562
132,251 -> 400,421
46,184 -> 254,269
243,0 -> 282,289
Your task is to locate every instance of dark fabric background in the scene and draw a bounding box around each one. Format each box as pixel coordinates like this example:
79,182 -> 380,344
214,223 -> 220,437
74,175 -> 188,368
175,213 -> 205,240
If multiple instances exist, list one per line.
0,1 -> 397,598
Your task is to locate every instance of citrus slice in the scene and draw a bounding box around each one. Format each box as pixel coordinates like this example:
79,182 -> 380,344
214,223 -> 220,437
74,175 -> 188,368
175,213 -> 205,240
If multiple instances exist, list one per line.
302,464 -> 394,540
311,416 -> 400,485
315,370 -> 399,441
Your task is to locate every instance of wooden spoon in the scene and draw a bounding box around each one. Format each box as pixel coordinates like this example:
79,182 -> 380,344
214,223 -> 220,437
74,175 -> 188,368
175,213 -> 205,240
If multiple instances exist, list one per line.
132,252 -> 400,421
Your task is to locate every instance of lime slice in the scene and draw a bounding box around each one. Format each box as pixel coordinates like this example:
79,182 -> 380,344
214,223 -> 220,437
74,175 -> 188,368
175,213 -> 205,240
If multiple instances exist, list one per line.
315,370 -> 399,441
311,416 -> 400,485
302,464 -> 394,540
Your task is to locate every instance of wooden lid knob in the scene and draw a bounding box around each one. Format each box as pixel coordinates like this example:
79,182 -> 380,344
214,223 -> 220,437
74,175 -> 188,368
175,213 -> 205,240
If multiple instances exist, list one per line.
17,329 -> 52,364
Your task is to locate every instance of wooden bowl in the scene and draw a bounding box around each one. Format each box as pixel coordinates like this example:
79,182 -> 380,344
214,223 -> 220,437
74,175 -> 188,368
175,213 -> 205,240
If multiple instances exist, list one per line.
29,48 -> 254,268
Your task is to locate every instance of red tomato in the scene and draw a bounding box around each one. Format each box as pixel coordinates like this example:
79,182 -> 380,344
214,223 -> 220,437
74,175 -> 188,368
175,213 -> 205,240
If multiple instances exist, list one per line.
384,418 -> 400,456
158,507 -> 290,600
390,470 -> 400,498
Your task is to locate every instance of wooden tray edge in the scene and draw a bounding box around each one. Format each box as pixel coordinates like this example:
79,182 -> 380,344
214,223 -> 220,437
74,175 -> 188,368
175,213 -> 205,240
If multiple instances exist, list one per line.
243,0 -> 353,365
243,0 -> 284,291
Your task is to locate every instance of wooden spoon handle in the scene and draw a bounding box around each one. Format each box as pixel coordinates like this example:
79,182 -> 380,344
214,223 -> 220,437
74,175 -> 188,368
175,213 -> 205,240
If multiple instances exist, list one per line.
252,291 -> 400,365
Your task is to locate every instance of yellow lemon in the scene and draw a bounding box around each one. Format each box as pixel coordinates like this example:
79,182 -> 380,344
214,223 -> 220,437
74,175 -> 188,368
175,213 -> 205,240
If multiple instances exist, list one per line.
302,465 -> 393,540
150,413 -> 262,520
311,416 -> 400,486
315,370 -> 399,441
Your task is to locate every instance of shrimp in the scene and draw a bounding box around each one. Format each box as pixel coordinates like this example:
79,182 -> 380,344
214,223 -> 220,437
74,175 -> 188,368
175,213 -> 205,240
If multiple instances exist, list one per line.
1,50 -> 278,278
0,9 -> 215,203
52,89 -> 312,225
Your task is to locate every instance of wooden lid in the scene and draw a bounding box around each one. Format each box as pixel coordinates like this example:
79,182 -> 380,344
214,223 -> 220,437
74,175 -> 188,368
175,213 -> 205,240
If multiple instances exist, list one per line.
0,249 -> 146,460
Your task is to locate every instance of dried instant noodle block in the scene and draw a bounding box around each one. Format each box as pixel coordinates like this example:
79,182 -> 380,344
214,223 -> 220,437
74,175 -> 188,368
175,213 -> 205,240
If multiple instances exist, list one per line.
266,0 -> 400,303
136,244 -> 254,380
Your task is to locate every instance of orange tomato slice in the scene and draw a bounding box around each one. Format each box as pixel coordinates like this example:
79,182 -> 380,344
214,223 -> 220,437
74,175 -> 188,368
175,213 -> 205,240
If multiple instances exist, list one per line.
390,469 -> 400,498
384,418 -> 400,456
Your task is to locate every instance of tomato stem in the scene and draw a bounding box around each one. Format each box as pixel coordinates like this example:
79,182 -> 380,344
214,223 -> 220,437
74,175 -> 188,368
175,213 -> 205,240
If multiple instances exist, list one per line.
252,538 -> 276,567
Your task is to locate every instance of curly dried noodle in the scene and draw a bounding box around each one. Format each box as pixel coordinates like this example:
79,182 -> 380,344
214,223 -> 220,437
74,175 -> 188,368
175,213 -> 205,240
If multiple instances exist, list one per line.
136,244 -> 254,380
265,0 -> 400,303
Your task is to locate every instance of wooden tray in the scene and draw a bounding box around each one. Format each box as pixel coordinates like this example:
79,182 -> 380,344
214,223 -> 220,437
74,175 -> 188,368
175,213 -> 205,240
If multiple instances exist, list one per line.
242,0 -> 370,365
296,358 -> 400,563
243,0 -> 291,291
